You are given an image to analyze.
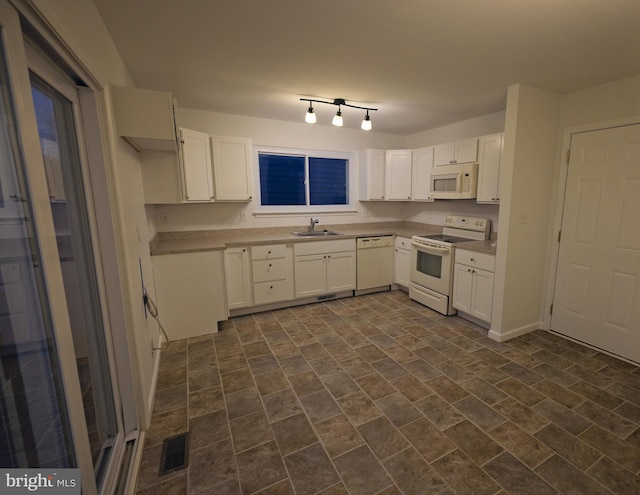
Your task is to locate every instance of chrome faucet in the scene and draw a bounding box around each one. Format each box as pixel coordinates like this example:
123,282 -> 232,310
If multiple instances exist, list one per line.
309,217 -> 319,232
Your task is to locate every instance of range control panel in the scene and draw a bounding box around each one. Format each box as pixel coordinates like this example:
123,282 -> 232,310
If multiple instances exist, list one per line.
443,215 -> 491,233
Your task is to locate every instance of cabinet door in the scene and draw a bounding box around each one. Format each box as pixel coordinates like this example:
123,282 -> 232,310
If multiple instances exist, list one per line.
181,128 -> 214,202
153,251 -> 227,340
111,85 -> 178,152
294,254 -> 327,298
211,136 -> 253,201
394,247 -> 411,287
411,146 -> 434,201
224,247 -> 253,309
434,138 -> 478,166
385,150 -> 412,200
452,263 -> 473,313
470,268 -> 494,323
326,251 -> 356,293
476,133 -> 502,204
360,149 -> 386,200
454,138 -> 479,164
433,142 -> 455,166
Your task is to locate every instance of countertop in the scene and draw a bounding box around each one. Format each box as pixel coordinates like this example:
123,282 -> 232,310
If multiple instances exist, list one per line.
150,221 -> 441,256
455,239 -> 498,256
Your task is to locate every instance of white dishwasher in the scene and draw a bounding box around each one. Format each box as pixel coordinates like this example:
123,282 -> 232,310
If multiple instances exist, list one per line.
356,236 -> 394,292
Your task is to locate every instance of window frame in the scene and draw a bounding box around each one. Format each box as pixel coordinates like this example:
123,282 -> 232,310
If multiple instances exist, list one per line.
253,146 -> 356,215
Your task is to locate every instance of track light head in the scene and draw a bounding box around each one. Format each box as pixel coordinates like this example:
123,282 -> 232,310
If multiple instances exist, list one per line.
361,110 -> 372,131
332,107 -> 344,127
305,103 -> 316,124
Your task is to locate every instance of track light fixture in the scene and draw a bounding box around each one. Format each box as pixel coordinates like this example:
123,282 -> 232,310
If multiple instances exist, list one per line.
300,97 -> 377,130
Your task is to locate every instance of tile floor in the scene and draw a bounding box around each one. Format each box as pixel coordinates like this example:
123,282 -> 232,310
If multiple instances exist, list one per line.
135,291 -> 640,495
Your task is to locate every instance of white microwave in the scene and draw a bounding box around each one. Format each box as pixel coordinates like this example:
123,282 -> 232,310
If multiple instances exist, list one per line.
429,162 -> 479,199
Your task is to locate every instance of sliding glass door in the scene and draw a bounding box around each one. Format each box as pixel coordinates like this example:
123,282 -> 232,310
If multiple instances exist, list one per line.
30,68 -> 121,485
0,17 -> 77,473
0,2 -> 137,493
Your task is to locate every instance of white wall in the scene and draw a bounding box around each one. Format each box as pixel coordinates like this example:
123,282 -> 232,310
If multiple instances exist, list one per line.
152,108 -> 509,233
407,110 -> 506,148
560,74 -> 640,128
403,111 -> 505,233
490,75 -> 640,342
490,85 -> 561,341
151,109 -> 407,232
33,0 -> 160,425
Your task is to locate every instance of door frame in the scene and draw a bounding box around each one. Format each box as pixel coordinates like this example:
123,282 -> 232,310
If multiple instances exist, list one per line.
544,115 -> 640,343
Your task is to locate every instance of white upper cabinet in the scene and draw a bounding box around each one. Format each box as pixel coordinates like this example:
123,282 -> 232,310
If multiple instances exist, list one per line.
180,128 -> 214,202
433,138 -> 478,166
385,149 -> 412,200
359,149 -> 386,200
411,146 -> 434,202
476,133 -> 503,204
211,136 -> 253,201
111,85 -> 178,152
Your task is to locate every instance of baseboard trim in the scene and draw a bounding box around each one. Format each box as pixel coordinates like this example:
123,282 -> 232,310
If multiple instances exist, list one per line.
229,290 -> 354,317
488,321 -> 542,342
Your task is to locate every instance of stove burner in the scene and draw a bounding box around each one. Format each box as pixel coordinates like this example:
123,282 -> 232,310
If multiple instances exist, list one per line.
422,234 -> 472,244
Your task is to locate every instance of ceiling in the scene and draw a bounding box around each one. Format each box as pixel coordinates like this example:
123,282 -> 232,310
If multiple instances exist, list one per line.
94,0 -> 640,135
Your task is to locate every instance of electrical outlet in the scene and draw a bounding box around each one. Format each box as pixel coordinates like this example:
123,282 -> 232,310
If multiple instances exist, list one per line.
240,210 -> 247,222
518,212 -> 528,225
160,212 -> 170,224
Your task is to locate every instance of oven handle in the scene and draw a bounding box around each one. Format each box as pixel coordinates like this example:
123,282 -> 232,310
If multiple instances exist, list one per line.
411,240 -> 452,254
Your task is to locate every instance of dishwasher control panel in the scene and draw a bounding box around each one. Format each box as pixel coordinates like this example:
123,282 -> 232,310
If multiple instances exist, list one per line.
356,236 -> 394,249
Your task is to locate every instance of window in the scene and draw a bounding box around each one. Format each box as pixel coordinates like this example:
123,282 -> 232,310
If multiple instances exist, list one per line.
257,149 -> 351,212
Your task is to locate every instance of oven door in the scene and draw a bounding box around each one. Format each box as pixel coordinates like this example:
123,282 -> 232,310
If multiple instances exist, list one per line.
410,240 -> 452,295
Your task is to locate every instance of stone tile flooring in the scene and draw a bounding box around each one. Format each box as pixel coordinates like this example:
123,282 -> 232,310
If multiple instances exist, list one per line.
135,291 -> 640,495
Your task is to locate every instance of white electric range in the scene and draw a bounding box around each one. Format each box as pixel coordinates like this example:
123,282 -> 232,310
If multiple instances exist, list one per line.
409,216 -> 490,315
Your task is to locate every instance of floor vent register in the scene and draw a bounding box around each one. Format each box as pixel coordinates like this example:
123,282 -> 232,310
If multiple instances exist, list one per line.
159,433 -> 189,475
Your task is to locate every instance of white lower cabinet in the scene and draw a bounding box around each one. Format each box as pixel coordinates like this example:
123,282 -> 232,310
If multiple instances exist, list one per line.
452,249 -> 495,323
224,247 -> 253,310
294,239 -> 356,298
394,236 -> 411,288
251,244 -> 293,305
152,251 -> 227,340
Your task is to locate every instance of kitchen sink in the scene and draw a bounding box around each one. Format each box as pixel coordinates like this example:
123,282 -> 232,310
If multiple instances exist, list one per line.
292,230 -> 342,237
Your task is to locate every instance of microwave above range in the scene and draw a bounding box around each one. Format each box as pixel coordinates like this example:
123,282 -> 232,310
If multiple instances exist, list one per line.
429,162 -> 478,200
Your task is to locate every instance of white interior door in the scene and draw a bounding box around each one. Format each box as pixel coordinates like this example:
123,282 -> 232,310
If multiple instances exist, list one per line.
552,124 -> 640,363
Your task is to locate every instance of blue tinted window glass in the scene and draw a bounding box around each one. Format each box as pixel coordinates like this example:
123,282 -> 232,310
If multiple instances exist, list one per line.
259,154 -> 305,205
309,157 -> 347,205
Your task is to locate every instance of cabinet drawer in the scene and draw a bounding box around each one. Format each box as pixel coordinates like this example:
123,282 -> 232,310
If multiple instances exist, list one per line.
294,238 -> 355,256
253,280 -> 291,305
252,259 -> 288,283
455,249 -> 495,272
251,244 -> 286,260
394,236 -> 411,251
